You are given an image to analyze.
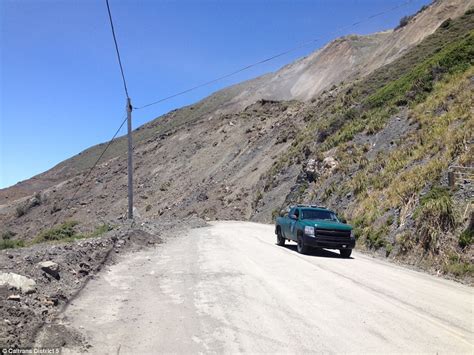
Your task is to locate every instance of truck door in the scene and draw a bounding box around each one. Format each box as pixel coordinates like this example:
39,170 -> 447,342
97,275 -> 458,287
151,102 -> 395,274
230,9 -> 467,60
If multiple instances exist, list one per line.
284,207 -> 296,241
290,208 -> 299,238
281,208 -> 293,238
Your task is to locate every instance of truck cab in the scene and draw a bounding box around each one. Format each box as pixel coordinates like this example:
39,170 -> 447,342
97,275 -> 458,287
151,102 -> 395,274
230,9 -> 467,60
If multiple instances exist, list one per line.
275,205 -> 355,258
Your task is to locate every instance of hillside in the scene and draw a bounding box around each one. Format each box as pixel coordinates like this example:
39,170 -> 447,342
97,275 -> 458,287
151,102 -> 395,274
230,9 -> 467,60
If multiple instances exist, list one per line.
1,0 -> 471,204
0,1 -> 473,281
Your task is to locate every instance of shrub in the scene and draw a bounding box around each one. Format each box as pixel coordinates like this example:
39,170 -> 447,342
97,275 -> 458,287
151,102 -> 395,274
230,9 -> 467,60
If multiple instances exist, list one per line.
443,254 -> 474,277
34,221 -> 80,243
351,172 -> 367,195
396,15 -> 412,30
385,243 -> 394,257
415,186 -> 456,250
459,228 -> 473,249
15,205 -> 27,217
386,215 -> 395,226
15,193 -> 42,217
366,226 -> 388,249
0,239 -> 25,250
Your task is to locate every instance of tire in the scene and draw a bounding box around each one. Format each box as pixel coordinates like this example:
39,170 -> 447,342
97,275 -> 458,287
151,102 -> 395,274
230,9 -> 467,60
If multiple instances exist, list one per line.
276,228 -> 285,246
297,234 -> 308,254
340,249 -> 352,258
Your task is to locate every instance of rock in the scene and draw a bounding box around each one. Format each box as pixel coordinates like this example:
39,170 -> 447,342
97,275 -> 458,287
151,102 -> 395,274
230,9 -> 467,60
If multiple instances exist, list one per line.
38,261 -> 60,279
7,295 -> 21,301
322,156 -> 338,173
304,159 -> 317,182
0,272 -> 36,294
29,196 -> 41,207
197,192 -> 208,202
42,297 -> 58,307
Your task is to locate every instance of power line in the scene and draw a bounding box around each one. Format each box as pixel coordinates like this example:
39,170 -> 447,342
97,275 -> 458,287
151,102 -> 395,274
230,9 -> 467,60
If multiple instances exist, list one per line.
105,0 -> 130,99
51,114 -> 128,227
134,0 -> 416,110
105,0 -> 134,219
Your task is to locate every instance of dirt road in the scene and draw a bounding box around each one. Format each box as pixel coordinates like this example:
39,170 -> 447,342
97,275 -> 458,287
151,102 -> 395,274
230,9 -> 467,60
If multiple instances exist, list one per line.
57,221 -> 473,354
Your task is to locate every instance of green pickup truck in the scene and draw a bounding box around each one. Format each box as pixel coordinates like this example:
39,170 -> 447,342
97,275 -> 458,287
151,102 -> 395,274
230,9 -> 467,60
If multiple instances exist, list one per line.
275,205 -> 355,257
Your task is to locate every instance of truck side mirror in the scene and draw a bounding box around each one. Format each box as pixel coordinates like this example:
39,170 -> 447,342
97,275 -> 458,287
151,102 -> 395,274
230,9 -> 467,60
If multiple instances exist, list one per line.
290,214 -> 297,220
339,217 -> 347,224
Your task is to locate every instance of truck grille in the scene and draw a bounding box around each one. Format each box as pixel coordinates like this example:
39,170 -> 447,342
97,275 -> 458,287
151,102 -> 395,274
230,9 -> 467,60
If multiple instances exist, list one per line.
315,228 -> 351,240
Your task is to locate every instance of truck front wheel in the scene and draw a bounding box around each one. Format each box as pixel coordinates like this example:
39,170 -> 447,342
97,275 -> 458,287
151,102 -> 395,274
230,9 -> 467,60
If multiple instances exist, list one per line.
340,249 -> 352,258
297,235 -> 309,254
276,228 -> 285,246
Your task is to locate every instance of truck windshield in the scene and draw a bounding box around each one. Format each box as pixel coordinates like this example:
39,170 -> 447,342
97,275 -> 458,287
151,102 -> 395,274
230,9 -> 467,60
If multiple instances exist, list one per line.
301,209 -> 339,221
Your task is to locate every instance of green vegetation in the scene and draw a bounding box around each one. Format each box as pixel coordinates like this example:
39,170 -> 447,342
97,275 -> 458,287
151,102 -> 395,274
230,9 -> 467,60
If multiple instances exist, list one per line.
459,228 -> 473,249
367,31 -> 473,109
443,254 -> 474,277
33,221 -> 81,243
0,239 -> 25,250
0,231 -> 24,250
351,67 -> 472,253
415,186 -> 456,250
365,226 -> 389,249
17,221 -> 115,247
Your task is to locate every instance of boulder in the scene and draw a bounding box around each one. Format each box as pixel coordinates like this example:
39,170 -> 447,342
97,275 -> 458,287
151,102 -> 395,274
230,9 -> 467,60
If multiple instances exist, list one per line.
0,272 -> 36,294
38,261 -> 60,279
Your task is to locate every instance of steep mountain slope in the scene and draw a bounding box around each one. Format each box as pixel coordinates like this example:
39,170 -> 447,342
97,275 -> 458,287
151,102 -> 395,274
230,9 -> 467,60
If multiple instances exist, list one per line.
253,10 -> 474,278
1,2 -> 473,280
1,0 -> 470,205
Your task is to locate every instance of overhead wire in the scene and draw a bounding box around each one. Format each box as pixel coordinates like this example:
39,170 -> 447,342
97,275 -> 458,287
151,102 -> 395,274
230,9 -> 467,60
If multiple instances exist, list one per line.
105,0 -> 130,99
134,0 -> 416,110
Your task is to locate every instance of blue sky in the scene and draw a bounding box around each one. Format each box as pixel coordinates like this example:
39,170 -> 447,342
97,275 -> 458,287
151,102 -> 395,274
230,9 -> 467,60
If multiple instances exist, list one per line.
0,0 -> 431,189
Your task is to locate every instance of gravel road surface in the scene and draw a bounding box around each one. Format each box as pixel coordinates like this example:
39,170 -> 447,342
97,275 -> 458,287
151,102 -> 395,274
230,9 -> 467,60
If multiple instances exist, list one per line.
58,221 -> 473,354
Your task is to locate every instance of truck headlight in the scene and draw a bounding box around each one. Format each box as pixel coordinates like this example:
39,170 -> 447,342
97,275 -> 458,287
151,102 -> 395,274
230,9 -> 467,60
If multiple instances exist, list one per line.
304,226 -> 315,237
350,230 -> 355,239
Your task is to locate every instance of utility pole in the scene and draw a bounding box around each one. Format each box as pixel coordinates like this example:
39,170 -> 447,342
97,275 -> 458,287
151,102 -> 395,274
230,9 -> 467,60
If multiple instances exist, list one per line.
127,97 -> 133,219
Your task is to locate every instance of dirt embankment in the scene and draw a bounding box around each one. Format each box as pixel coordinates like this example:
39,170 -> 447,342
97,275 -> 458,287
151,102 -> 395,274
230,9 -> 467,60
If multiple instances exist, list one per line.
0,217 -> 206,350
